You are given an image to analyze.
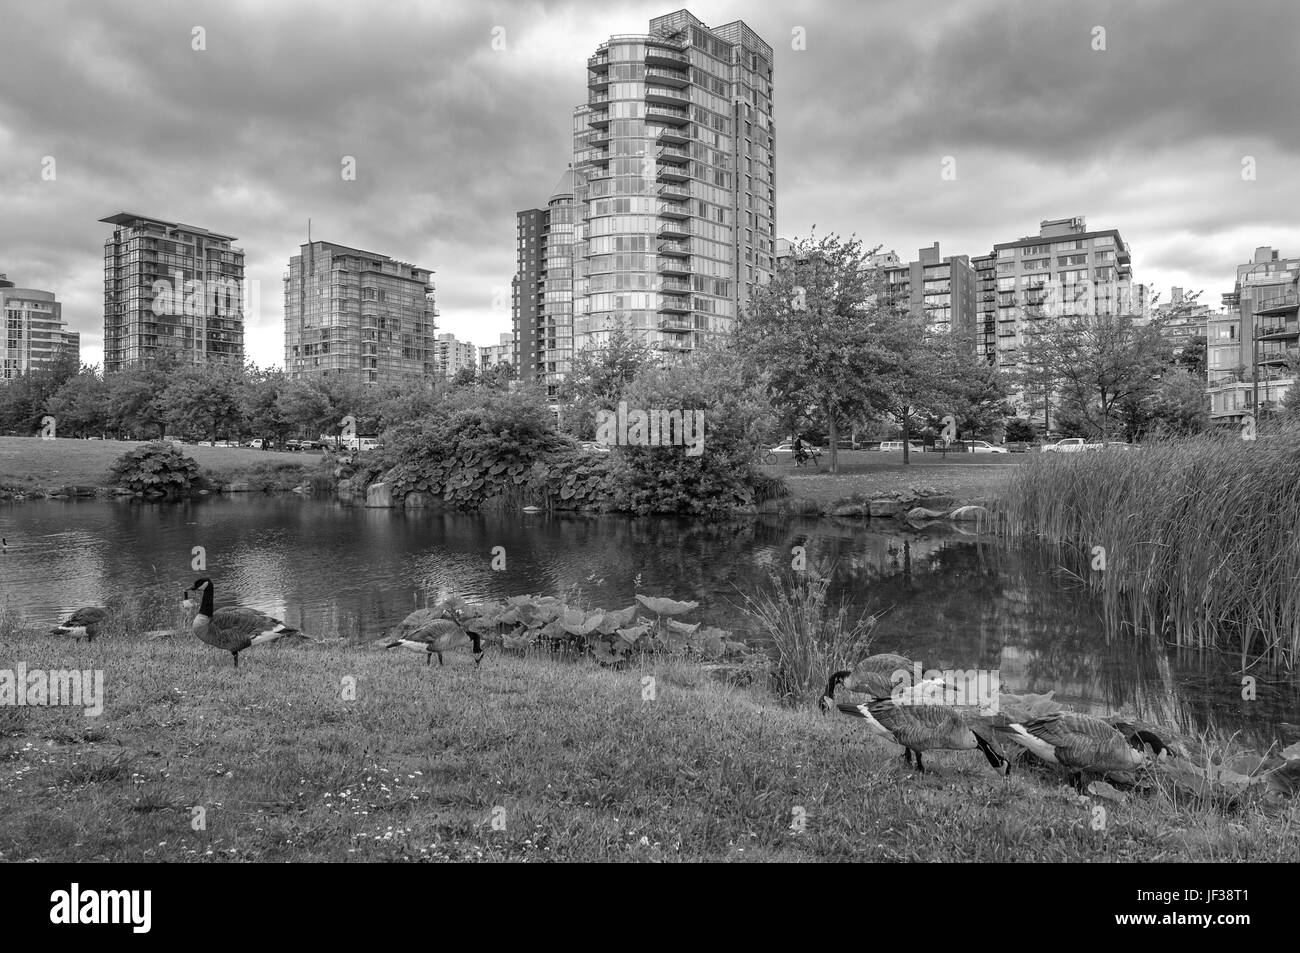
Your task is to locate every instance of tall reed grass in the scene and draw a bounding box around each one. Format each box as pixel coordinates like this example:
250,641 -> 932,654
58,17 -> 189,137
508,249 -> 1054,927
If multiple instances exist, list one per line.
993,423 -> 1300,666
735,566 -> 878,705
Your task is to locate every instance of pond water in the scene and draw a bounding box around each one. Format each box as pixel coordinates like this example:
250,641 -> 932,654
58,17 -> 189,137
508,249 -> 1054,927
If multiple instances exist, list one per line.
2,496 -> 1297,748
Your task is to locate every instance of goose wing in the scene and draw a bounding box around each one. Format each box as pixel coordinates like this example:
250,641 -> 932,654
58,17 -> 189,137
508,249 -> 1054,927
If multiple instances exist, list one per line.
211,607 -> 299,642
407,619 -> 468,649
846,654 -> 914,697
867,699 -> 964,748
1024,713 -> 1134,770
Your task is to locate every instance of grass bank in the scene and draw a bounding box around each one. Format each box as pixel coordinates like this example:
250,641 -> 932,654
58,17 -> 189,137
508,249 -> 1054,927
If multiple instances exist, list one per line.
2,623 -> 1295,861
764,452 -> 1021,509
0,437 -> 324,496
992,427 -> 1300,666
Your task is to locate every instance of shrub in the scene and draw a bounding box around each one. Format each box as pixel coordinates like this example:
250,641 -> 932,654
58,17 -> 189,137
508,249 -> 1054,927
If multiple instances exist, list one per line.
108,441 -> 200,495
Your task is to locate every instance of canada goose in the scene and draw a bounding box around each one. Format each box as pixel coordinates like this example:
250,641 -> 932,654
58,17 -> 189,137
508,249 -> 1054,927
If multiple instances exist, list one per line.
385,607 -> 483,667
996,712 -> 1165,789
182,578 -> 303,667
838,697 -> 1011,774
50,606 -> 108,641
821,653 -> 942,706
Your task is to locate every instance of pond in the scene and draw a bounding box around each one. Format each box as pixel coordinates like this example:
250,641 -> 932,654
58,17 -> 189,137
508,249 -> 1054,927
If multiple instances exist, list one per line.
3,496 -> 1296,749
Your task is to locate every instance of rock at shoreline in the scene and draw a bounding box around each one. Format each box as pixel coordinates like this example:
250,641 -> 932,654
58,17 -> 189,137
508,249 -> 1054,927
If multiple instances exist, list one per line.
60,485 -> 97,498
832,503 -> 869,517
225,482 -> 251,493
366,482 -> 394,508
869,499 -> 903,518
906,506 -> 948,521
404,491 -> 429,508
948,504 -> 990,523
917,495 -> 957,510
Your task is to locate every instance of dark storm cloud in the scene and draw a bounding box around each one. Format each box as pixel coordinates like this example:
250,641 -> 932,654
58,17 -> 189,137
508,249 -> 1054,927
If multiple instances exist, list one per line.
1,0 -> 1296,366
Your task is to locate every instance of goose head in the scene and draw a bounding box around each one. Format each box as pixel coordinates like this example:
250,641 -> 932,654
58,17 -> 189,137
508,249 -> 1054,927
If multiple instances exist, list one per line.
822,670 -> 852,707
182,578 -> 213,613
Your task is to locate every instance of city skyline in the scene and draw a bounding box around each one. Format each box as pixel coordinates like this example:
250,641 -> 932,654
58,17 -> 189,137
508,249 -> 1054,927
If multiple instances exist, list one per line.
2,0 -> 1298,370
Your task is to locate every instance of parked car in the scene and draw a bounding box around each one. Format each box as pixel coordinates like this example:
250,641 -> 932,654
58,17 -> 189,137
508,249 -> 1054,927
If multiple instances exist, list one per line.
578,441 -> 611,453
249,438 -> 268,450
1004,441 -> 1034,453
197,441 -> 213,447
963,440 -> 1009,454
213,440 -> 234,448
879,441 -> 923,453
1041,438 -> 1088,453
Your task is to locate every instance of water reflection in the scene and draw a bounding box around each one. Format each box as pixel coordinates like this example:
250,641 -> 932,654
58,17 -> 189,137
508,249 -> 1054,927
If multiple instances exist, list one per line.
2,497 -> 1295,747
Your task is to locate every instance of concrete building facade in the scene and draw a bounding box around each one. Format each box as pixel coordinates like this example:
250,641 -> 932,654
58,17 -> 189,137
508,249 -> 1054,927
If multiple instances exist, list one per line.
480,332 -> 517,372
1211,246 -> 1299,422
434,333 -> 478,380
284,241 -> 438,385
100,212 -> 245,373
882,242 -> 977,344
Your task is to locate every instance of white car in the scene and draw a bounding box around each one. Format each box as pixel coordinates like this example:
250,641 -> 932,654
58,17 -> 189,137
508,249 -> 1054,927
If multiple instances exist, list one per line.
965,440 -> 1008,454
579,441 -> 611,453
879,441 -> 923,453
1041,438 -> 1088,453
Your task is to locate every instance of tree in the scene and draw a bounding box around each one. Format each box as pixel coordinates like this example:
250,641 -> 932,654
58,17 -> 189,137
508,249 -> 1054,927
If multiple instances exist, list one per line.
450,366 -> 478,388
559,326 -> 655,439
939,356 -> 1015,440
44,367 -> 111,437
105,351 -> 185,438
877,314 -> 967,463
1004,417 -> 1037,442
1176,335 -> 1207,379
240,365 -> 295,446
1018,310 -> 1169,440
161,363 -> 244,441
736,233 -> 898,472
1142,369 -> 1210,437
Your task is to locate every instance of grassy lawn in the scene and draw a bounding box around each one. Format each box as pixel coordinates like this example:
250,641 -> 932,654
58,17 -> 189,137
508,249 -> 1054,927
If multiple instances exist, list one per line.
1,628 -> 1294,862
0,437 -> 320,489
764,450 -> 1024,505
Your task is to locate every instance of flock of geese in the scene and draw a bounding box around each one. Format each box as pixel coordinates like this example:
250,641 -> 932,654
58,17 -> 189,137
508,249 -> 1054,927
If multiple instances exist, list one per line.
822,653 -> 1172,790
49,579 -> 484,668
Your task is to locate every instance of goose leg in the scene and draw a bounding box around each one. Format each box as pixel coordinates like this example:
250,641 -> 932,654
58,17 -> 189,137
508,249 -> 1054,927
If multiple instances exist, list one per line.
232,651 -> 239,668
903,748 -> 913,767
914,750 -> 925,773
438,652 -> 444,666
425,652 -> 432,666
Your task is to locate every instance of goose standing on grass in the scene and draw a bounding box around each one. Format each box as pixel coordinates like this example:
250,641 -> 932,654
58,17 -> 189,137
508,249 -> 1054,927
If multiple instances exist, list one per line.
50,606 -> 108,641
182,578 -> 305,667
385,606 -> 483,667
837,697 -> 1011,775
996,712 -> 1166,790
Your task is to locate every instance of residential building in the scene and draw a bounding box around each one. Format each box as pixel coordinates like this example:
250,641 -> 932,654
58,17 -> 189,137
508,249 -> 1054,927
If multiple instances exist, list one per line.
1,277 -> 77,380
284,241 -> 438,385
992,217 -> 1135,376
882,242 -> 977,345
1212,246 -> 1300,422
434,333 -> 478,380
100,212 -> 245,373
481,332 -> 517,371
1151,286 -> 1212,357
972,253 -> 997,365
572,10 -> 775,356
514,167 -> 577,398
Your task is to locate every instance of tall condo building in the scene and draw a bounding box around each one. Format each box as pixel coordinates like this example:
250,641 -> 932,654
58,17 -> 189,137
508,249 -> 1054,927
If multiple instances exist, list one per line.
1,276 -> 77,380
882,243 -> 977,345
513,168 -> 577,398
434,333 -> 478,380
972,254 -> 997,365
100,212 -> 245,373
284,242 -> 438,385
572,9 -> 775,356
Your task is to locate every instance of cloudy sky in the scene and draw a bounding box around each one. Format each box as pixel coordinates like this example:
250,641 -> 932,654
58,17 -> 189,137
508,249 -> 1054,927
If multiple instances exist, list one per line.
2,0 -> 1297,369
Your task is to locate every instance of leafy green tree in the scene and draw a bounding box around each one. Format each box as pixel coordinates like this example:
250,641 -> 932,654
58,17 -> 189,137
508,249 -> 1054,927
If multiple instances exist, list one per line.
559,325 -> 655,439
239,365 -> 295,446
105,351 -> 185,438
1175,335 -> 1208,379
1004,417 -> 1037,442
161,363 -> 245,441
44,367 -> 110,437
736,233 -> 896,472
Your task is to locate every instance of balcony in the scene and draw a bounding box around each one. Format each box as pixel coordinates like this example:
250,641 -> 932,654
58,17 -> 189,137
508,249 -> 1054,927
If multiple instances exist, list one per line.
587,53 -> 609,71
660,279 -> 692,294
588,108 -> 611,128
1256,321 -> 1299,341
645,46 -> 688,68
657,222 -> 689,240
645,66 -> 689,88
658,202 -> 690,220
656,163 -> 690,183
658,184 -> 689,203
658,314 -> 693,328
589,92 -> 610,106
657,258 -> 691,277
655,125 -> 690,146
654,339 -> 693,352
658,238 -> 690,257
644,103 -> 689,126
1255,292 -> 1299,316
588,71 -> 610,90
645,85 -> 689,107
657,145 -> 690,164
588,130 -> 612,147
